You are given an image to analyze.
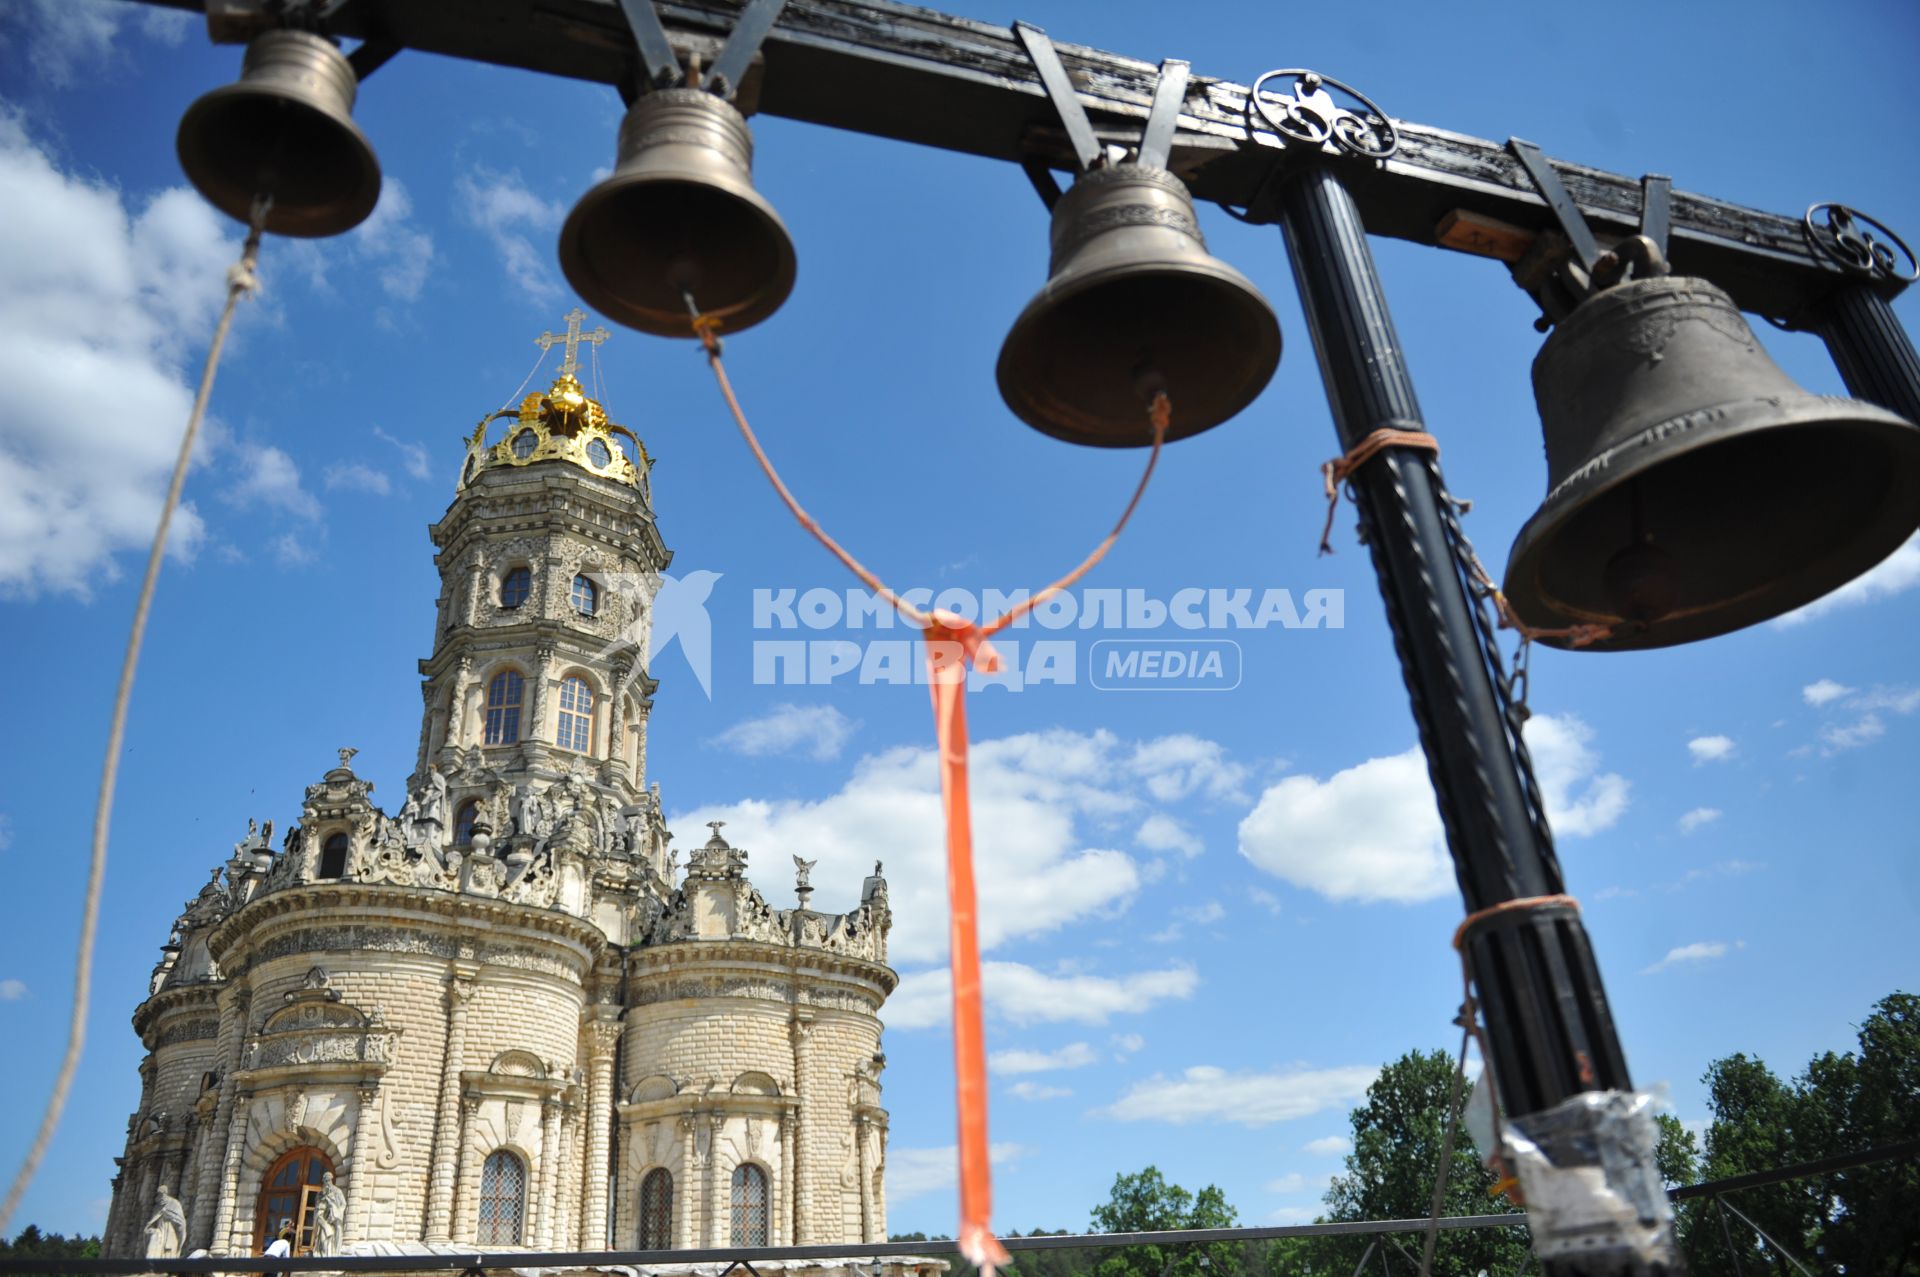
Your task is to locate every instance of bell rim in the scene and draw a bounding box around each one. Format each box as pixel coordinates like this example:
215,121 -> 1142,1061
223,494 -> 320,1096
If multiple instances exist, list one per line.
175,80 -> 383,238
995,256 -> 1281,447
557,166 -> 797,338
1504,393 -> 1920,650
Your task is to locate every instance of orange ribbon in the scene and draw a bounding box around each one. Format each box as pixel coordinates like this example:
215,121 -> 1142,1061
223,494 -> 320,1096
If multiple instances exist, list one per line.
690,308 -> 1166,1273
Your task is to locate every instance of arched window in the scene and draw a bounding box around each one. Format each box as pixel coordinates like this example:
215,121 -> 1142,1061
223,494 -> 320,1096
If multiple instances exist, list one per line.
477,1150 -> 526,1245
500,567 -> 531,609
570,574 -> 597,616
638,1168 -> 673,1250
453,800 -> 480,847
556,677 -> 593,753
485,671 -> 524,745
729,1163 -> 768,1247
254,1145 -> 333,1256
510,429 -> 537,460
318,833 -> 349,880
462,454 -> 476,485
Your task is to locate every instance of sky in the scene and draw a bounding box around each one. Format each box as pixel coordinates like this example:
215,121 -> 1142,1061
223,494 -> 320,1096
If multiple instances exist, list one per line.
1,0 -> 1917,1244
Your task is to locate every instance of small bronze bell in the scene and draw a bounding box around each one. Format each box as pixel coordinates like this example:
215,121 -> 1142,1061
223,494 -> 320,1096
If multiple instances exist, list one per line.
1504,273 -> 1920,650
176,30 -> 382,238
997,163 -> 1281,447
559,88 -> 796,337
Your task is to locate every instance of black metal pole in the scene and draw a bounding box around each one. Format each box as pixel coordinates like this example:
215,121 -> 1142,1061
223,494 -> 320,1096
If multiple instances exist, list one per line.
1812,283 -> 1920,423
1276,165 -> 1666,1268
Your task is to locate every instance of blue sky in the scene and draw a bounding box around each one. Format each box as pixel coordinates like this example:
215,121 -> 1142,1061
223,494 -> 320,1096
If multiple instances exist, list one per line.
1,0 -> 1917,1242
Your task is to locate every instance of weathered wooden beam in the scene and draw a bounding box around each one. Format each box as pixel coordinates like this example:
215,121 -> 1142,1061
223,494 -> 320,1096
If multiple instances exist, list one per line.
176,0 -> 1890,320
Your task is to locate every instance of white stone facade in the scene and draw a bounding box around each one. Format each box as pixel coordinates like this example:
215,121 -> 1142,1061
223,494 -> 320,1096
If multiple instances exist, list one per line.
104,362 -> 897,1263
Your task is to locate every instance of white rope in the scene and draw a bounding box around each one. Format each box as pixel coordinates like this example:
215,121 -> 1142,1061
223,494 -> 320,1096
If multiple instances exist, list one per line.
496,340 -> 553,417
0,195 -> 270,1236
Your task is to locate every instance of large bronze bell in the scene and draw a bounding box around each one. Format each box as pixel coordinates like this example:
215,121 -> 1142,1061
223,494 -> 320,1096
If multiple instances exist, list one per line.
559,88 -> 796,337
176,30 -> 381,238
997,164 -> 1281,447
1504,273 -> 1920,650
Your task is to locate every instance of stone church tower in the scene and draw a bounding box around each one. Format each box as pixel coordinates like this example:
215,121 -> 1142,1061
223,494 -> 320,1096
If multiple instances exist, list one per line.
103,315 -> 898,1263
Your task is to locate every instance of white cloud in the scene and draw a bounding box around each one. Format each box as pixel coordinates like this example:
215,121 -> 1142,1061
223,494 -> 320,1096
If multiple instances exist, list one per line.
1850,686 -> 1920,715
457,168 -> 566,298
1097,1064 -> 1378,1128
710,704 -> 859,762
1175,901 -> 1225,925
271,531 -> 319,567
0,0 -> 191,85
324,461 -> 393,496
1111,1033 -> 1145,1056
1678,807 -> 1722,835
1248,887 -> 1283,917
1773,534 -> 1920,627
0,978 -> 25,1001
1127,735 -> 1250,803
1238,748 -> 1448,904
1007,1081 -> 1070,1101
374,426 -> 433,480
884,1143 -> 1027,1202
1820,715 -> 1886,751
1524,714 -> 1630,836
990,1042 -> 1098,1075
226,444 -> 321,520
1263,1173 -> 1309,1193
1136,813 -> 1202,858
0,112 -> 235,596
1688,735 -> 1736,765
1643,940 -> 1737,974
1802,679 -> 1853,707
1303,1135 -> 1351,1156
352,180 -> 435,301
888,961 -> 1197,1030
673,729 -> 1202,963
1237,714 -> 1626,905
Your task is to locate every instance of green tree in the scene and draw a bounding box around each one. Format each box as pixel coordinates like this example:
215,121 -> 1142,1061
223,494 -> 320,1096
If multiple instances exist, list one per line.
0,1226 -> 104,1277
1304,1050 -> 1529,1277
1088,1166 -> 1242,1277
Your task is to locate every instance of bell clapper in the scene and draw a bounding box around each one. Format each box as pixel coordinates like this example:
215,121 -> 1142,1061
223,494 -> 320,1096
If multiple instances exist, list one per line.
1600,479 -> 1679,629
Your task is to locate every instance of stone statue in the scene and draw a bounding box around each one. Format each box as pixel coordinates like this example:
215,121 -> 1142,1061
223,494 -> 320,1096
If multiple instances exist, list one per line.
397,795 -> 420,846
312,1170 -> 346,1256
337,746 -> 359,770
419,766 -> 448,826
792,856 -> 816,890
142,1183 -> 186,1259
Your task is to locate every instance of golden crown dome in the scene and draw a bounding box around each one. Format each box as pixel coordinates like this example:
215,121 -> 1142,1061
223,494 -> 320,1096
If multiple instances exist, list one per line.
457,311 -> 651,491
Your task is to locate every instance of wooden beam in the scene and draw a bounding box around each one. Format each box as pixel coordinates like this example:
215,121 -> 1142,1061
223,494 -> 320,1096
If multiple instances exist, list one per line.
175,0 -> 1882,320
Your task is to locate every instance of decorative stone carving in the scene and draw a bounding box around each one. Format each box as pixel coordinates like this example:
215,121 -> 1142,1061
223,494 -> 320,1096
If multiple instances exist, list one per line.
142,1184 -> 185,1259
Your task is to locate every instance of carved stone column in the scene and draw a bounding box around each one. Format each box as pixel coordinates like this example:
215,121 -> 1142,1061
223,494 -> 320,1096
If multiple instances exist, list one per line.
447,656 -> 475,751
855,1115 -> 873,1242
584,1015 -> 620,1248
190,986 -> 250,1250
451,1097 -> 481,1242
209,1093 -> 250,1255
704,1113 -> 725,1246
674,1113 -> 696,1248
348,1085 -> 379,1243
535,1098 -> 562,1247
463,559 -> 484,627
607,664 -> 632,764
425,970 -> 476,1241
789,1013 -> 813,1243
561,1102 -> 583,1251
777,1109 -> 795,1246
529,643 -> 558,744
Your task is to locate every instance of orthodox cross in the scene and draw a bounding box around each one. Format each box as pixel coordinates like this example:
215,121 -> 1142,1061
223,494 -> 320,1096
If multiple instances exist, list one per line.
535,307 -> 609,379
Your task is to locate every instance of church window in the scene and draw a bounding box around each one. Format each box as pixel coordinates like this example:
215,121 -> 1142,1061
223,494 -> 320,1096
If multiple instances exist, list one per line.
500,567 -> 531,610
255,1145 -> 332,1256
587,438 -> 612,469
477,1150 -> 526,1245
486,671 -> 524,745
318,833 -> 349,880
571,574 -> 597,616
510,429 -> 537,460
556,677 -> 593,753
638,1168 -> 672,1249
729,1163 -> 768,1247
454,800 -> 480,846
462,454 -> 476,485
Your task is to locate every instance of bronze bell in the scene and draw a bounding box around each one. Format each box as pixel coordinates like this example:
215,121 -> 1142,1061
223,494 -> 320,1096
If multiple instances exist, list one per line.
559,88 -> 796,337
997,163 -> 1281,447
1504,273 -> 1920,650
176,30 -> 382,238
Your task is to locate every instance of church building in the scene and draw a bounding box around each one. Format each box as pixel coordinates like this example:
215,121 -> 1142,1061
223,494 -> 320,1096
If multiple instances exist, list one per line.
103,314 -> 899,1263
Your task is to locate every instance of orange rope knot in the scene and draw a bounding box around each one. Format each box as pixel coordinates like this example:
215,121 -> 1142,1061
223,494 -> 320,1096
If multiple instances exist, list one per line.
1451,892 -> 1581,953
1318,426 -> 1441,555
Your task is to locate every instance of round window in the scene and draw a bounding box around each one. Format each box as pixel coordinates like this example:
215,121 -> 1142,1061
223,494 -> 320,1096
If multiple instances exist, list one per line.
511,430 -> 537,460
587,438 -> 611,468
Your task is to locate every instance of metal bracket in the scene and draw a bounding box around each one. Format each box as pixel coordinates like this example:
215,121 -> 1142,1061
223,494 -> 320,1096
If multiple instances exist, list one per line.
1246,69 -> 1397,160
1639,174 -> 1671,259
706,0 -> 789,101
1508,138 -> 1601,272
1803,203 -> 1919,284
1013,21 -> 1104,175
1137,57 -> 1191,171
614,0 -> 683,91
